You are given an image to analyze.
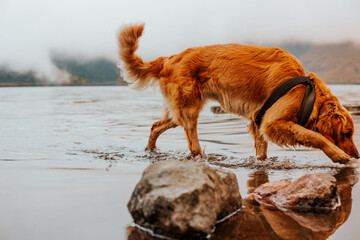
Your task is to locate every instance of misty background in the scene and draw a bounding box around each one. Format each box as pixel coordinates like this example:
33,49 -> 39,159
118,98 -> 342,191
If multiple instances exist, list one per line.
1,0 -> 360,85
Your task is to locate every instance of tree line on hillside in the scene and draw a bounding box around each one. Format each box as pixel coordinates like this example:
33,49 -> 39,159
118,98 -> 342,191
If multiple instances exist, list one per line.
0,56 -> 127,87
0,67 -> 46,87
51,55 -> 126,86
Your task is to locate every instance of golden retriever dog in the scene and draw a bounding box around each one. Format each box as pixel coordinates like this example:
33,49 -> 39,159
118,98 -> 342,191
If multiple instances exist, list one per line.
118,24 -> 359,163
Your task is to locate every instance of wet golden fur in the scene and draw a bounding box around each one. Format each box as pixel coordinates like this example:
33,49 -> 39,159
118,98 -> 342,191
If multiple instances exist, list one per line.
118,24 -> 359,163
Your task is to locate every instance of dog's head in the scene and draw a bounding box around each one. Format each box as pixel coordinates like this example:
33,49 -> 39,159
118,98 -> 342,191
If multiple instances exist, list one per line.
316,99 -> 359,159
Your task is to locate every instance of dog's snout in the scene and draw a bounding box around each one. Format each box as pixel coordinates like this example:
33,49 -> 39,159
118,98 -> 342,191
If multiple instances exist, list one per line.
351,151 -> 360,159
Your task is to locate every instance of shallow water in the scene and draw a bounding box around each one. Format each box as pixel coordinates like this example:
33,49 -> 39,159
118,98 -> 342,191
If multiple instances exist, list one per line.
0,85 -> 359,240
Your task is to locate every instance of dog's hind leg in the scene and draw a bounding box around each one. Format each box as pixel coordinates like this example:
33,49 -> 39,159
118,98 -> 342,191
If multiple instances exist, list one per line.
249,120 -> 268,160
145,113 -> 177,151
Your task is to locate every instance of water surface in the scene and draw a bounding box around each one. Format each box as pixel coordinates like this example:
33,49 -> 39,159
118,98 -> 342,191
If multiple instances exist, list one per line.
0,86 -> 359,240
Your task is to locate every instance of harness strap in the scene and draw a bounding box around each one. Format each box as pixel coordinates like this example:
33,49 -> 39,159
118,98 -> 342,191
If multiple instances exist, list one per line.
297,79 -> 315,126
255,75 -> 316,127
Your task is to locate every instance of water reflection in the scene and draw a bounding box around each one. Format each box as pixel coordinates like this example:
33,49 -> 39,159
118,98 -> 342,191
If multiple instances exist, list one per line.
126,167 -> 358,240
247,170 -> 269,194
212,167 -> 357,240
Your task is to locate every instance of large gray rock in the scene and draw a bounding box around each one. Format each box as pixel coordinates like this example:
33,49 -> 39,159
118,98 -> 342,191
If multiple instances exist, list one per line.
253,173 -> 339,213
127,160 -> 242,239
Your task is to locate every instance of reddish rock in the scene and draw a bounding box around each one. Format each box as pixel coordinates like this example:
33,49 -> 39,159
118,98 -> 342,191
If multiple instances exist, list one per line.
127,160 -> 242,239
253,180 -> 291,206
253,173 -> 339,213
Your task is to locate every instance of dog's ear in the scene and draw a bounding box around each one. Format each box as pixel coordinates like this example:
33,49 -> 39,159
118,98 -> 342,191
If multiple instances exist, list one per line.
331,113 -> 345,121
318,101 -> 350,144
331,113 -> 346,139
316,117 -> 335,144
316,100 -> 341,143
320,100 -> 338,116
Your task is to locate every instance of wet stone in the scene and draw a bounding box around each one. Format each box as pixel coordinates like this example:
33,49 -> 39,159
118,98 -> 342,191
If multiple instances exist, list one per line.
127,160 -> 242,239
252,180 -> 291,207
253,173 -> 339,213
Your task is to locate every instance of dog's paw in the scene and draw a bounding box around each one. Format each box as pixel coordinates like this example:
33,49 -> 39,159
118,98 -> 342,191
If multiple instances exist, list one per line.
328,149 -> 350,164
194,154 -> 207,162
145,145 -> 157,151
256,154 -> 267,161
323,144 -> 351,164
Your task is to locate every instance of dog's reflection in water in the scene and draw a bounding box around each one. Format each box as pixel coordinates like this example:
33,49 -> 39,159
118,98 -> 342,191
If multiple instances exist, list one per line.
127,168 -> 357,240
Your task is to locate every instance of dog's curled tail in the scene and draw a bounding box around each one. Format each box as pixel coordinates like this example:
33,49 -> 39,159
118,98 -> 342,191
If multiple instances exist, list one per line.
118,24 -> 164,90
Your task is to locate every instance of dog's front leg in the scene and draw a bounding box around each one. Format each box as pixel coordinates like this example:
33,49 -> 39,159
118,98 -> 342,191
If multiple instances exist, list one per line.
249,121 -> 268,160
176,103 -> 203,157
183,123 -> 202,157
262,120 -> 350,163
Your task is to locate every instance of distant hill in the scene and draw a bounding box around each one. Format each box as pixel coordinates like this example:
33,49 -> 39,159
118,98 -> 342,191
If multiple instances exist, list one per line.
280,42 -> 360,84
0,67 -> 45,86
298,42 -> 360,84
51,55 -> 126,86
278,42 -> 314,58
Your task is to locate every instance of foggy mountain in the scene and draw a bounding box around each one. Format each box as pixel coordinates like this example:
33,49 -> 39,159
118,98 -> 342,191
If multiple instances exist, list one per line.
51,55 -> 126,86
1,41 -> 360,86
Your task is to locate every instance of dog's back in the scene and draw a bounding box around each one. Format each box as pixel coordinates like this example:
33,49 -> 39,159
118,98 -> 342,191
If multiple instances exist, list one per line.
118,24 -> 306,116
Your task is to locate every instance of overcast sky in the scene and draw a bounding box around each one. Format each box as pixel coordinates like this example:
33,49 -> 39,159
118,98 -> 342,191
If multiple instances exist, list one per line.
1,0 -> 359,80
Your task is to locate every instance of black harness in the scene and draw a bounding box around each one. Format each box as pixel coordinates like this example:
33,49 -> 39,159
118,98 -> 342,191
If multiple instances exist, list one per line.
255,75 -> 316,127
